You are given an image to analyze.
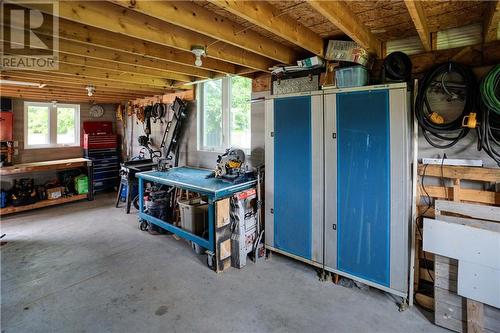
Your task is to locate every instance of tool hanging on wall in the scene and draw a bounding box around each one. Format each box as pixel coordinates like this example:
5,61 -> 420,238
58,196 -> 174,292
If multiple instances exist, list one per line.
415,62 -> 476,149
158,97 -> 188,169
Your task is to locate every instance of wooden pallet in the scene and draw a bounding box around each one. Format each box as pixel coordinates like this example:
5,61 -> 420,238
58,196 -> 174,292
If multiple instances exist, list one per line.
414,164 -> 500,312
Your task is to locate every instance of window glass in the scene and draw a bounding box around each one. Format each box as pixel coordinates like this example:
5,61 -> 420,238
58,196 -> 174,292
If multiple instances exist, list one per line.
198,76 -> 252,153
27,105 -> 49,145
203,79 -> 223,149
57,107 -> 76,144
230,76 -> 251,150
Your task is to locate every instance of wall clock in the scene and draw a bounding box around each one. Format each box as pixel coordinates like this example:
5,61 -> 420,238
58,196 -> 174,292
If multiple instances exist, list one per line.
90,104 -> 105,118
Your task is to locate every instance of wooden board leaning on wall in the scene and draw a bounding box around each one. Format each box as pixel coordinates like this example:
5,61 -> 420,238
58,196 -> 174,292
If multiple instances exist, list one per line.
414,164 -> 500,313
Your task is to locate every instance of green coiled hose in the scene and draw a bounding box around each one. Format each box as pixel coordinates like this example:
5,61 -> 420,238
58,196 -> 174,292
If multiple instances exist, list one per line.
477,65 -> 500,166
480,64 -> 500,116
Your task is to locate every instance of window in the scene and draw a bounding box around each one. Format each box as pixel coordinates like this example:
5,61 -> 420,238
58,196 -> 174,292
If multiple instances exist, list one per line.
24,102 -> 80,148
198,76 -> 251,153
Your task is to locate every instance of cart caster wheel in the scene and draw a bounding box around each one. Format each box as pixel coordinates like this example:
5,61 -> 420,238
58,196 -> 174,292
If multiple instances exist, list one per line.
139,220 -> 148,231
206,252 -> 215,270
398,298 -> 409,312
266,249 -> 272,259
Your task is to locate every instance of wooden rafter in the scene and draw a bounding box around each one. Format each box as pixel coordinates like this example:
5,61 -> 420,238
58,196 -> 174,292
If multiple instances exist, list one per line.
308,0 -> 382,57
22,1 -> 275,71
0,86 -> 144,100
1,72 -> 170,94
0,90 -> 132,103
3,10 -> 230,76
55,18 -> 237,75
484,0 -> 500,43
209,0 -> 324,56
404,0 -> 432,51
3,33 -> 195,83
110,0 -> 297,64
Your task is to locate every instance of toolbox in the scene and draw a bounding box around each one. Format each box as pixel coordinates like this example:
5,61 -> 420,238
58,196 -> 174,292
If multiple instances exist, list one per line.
271,67 -> 323,95
83,121 -> 119,192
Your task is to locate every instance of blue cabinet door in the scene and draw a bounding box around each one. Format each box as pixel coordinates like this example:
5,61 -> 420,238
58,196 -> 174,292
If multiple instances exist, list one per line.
274,96 -> 312,260
337,90 -> 390,286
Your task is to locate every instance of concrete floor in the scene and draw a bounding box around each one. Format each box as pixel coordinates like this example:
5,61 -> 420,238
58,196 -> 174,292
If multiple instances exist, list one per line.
1,194 -> 446,333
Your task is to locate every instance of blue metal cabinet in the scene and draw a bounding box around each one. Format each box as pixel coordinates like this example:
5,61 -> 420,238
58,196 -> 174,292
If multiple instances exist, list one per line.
336,90 -> 391,286
323,84 -> 411,298
273,96 -> 312,259
265,92 -> 324,264
266,84 -> 412,300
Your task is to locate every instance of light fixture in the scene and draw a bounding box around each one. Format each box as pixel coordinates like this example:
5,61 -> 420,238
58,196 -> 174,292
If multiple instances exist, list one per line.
0,79 -> 46,88
86,84 -> 95,97
191,45 -> 206,67
52,100 -> 57,107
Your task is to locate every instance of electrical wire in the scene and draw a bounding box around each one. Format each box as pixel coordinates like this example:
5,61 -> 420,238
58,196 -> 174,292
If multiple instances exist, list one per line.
477,65 -> 500,166
415,62 -> 476,149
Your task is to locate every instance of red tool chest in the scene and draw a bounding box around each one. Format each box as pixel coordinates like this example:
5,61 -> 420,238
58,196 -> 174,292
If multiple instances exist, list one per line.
82,121 -> 117,149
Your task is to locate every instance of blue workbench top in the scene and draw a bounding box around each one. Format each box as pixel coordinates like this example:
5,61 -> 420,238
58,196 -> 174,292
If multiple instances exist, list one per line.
136,166 -> 256,199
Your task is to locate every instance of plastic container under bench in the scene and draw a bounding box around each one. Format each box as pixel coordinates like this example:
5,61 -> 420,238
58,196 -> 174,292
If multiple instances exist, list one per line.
335,66 -> 369,88
178,197 -> 208,237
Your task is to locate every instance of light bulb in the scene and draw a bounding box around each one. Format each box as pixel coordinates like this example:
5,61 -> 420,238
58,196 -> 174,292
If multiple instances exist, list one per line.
195,57 -> 202,67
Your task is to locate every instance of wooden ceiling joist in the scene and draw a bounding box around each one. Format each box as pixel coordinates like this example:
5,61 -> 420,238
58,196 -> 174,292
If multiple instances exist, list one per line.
58,54 -> 193,83
1,72 -> 169,94
1,84 -> 149,98
34,63 -> 174,88
484,0 -> 500,43
404,0 -> 432,51
56,19 -> 237,75
23,1 -> 274,71
209,0 -> 324,56
0,88 -> 139,101
110,0 -> 297,64
0,93 -> 126,103
308,0 -> 382,57
3,11 -> 218,78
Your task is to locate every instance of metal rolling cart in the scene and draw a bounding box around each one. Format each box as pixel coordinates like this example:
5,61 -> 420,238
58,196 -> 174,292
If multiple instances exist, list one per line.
136,166 -> 257,271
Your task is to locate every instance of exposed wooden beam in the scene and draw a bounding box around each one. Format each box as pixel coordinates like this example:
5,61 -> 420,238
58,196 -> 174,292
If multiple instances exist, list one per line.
404,0 -> 432,51
111,0 -> 297,64
0,87 -> 142,101
26,63 -> 174,88
3,10 -> 219,78
308,0 -> 381,57
4,36 -> 195,83
0,90 -> 129,103
209,0 -> 324,56
59,54 -> 192,83
1,84 -> 150,98
484,0 -> 500,43
56,18 -> 237,75
1,72 -> 169,94
23,1 -> 274,71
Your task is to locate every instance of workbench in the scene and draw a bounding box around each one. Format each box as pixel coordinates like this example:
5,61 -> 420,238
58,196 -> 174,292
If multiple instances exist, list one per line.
0,158 -> 94,216
136,166 -> 256,271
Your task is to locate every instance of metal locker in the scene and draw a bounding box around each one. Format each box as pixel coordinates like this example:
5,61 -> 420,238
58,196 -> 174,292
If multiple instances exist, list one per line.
323,83 -> 412,297
265,91 -> 324,265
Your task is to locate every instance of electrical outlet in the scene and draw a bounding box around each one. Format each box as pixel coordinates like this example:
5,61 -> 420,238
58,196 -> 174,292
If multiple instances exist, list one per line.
14,148 -> 19,155
13,141 -> 18,147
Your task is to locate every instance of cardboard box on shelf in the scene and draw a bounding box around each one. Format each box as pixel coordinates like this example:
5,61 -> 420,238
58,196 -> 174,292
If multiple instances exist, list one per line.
325,40 -> 372,68
46,187 -> 65,200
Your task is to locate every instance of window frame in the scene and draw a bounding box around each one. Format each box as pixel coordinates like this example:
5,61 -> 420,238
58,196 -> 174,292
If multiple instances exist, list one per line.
197,76 -> 251,154
24,101 -> 80,149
